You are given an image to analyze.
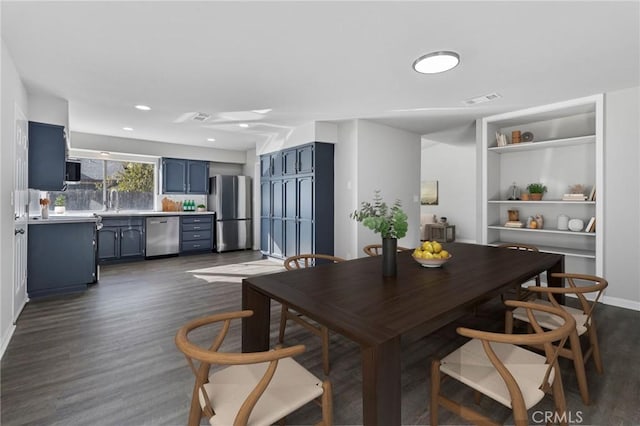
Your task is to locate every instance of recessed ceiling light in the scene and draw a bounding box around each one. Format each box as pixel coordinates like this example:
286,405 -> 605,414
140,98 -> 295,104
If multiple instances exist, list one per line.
100,151 -> 110,156
251,109 -> 272,114
207,138 -> 216,142
413,51 -> 460,74
135,104 -> 151,111
239,123 -> 250,128
123,127 -> 134,131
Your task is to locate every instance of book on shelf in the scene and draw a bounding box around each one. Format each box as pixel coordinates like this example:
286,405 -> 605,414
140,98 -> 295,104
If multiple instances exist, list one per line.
586,217 -> 596,232
562,193 -> 588,201
588,185 -> 596,201
504,221 -> 524,228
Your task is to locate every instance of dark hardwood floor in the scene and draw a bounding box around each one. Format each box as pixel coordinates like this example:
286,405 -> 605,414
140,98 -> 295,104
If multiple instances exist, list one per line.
2,250 -> 639,425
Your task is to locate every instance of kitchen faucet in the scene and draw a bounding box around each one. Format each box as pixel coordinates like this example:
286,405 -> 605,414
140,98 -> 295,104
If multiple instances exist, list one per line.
109,188 -> 120,212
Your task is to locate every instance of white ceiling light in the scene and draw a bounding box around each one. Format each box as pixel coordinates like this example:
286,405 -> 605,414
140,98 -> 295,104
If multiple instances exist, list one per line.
412,51 -> 460,74
123,127 -> 134,131
239,123 -> 250,128
207,138 -> 216,142
100,151 -> 110,156
135,104 -> 151,111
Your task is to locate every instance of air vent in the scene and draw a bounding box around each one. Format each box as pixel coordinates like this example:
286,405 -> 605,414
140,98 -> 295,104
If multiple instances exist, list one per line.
192,112 -> 211,122
463,92 -> 502,106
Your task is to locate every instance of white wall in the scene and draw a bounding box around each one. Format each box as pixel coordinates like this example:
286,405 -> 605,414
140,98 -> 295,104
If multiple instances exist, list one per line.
256,121 -> 338,155
1,39 -> 29,357
334,120 -> 359,259
27,93 -> 68,130
71,132 -> 246,164
603,87 -> 640,309
353,120 -> 421,256
420,138 -> 477,243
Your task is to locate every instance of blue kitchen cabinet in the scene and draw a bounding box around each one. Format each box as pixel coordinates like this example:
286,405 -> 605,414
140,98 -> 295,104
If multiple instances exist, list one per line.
259,142 -> 333,258
27,222 -> 97,298
180,214 -> 215,253
186,161 -> 209,193
98,217 -> 144,263
162,158 -> 187,193
28,121 -> 66,191
162,158 -> 209,194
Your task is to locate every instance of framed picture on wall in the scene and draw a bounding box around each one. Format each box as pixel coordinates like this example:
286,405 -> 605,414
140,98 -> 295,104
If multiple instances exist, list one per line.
421,180 -> 438,205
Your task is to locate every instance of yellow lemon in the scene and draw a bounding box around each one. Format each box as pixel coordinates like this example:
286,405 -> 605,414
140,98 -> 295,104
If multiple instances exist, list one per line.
421,242 -> 434,253
432,241 -> 442,253
440,250 -> 450,259
413,249 -> 422,258
423,251 -> 434,259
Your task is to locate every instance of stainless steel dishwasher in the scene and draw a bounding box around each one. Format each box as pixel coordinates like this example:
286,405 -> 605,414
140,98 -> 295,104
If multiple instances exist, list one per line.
145,216 -> 180,257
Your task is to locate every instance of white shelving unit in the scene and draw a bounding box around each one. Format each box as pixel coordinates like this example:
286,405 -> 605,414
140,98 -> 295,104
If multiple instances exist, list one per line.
481,94 -> 603,277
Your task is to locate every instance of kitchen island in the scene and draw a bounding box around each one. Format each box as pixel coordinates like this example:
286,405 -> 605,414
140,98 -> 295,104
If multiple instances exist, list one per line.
27,218 -> 98,298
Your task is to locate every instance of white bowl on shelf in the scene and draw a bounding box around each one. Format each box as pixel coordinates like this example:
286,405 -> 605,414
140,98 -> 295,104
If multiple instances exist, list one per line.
568,218 -> 584,232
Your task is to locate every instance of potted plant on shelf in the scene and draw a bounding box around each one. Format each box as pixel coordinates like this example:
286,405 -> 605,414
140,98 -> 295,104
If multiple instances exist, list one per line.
350,190 -> 408,276
54,195 -> 66,214
196,204 -> 206,212
526,183 -> 547,201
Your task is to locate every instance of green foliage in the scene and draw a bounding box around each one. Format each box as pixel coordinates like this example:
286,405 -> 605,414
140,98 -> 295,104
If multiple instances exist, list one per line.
350,190 -> 408,239
526,183 -> 547,194
54,195 -> 65,206
115,163 -> 154,192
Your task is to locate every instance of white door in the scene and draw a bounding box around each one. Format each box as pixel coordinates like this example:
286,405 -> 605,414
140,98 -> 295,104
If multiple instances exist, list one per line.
13,104 -> 28,322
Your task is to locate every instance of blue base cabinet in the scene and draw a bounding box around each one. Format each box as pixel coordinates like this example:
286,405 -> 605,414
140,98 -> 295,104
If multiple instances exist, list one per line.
180,214 -> 216,253
98,217 -> 145,263
260,142 -> 334,258
28,222 -> 97,298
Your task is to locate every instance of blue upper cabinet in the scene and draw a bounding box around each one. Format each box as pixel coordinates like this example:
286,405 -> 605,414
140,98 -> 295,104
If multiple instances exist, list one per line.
162,158 -> 209,194
28,121 -> 66,191
187,160 -> 209,194
162,158 -> 187,193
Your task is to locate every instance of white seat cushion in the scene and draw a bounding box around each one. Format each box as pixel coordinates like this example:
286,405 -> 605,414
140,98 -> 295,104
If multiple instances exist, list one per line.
440,338 -> 554,410
512,299 -> 588,335
199,357 -> 324,426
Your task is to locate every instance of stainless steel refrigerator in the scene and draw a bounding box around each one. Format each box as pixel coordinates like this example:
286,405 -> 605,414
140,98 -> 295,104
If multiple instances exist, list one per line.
208,175 -> 253,252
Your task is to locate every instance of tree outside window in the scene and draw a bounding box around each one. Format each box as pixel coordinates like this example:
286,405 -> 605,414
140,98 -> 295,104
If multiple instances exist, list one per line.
47,159 -> 155,211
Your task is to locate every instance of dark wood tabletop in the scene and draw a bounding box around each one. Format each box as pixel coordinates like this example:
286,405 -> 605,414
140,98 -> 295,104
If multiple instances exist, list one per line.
242,242 -> 564,425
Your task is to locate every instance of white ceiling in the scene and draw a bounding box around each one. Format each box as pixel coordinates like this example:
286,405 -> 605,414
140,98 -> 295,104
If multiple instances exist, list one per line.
2,1 -> 639,151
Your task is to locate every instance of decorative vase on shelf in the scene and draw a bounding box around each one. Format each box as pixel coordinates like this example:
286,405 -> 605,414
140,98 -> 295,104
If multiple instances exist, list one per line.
382,238 -> 398,277
41,206 -> 49,219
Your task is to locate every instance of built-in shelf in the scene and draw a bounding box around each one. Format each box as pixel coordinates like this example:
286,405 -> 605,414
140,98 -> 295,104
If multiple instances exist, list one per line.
482,94 -> 603,276
488,135 -> 595,153
488,241 -> 595,259
488,200 -> 596,205
488,225 -> 596,237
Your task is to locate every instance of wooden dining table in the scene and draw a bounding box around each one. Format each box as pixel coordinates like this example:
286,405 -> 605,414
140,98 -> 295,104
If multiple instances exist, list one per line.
241,242 -> 564,425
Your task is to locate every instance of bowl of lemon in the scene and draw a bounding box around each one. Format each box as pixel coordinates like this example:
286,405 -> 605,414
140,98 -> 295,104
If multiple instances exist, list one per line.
412,240 -> 451,268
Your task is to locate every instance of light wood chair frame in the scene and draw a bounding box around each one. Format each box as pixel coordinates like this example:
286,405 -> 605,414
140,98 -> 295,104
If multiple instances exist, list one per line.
496,243 -> 541,301
175,310 -> 333,426
281,254 -> 346,375
432,300 -> 576,426
362,244 -> 411,257
505,273 -> 608,405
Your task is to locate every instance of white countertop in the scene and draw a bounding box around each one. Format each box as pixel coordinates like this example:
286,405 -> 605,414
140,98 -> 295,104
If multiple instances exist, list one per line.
29,216 -> 99,225
29,210 -> 216,224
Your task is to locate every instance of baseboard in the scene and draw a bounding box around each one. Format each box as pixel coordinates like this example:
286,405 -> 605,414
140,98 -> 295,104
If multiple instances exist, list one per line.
601,295 -> 640,311
0,324 -> 16,360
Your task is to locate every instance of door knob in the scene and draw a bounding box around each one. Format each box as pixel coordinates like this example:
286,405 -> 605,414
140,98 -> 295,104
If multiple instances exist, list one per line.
15,228 -> 25,235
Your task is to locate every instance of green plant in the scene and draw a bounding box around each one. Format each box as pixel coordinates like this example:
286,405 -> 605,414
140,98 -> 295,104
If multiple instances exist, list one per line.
197,204 -> 205,209
350,190 -> 408,239
54,195 -> 66,206
526,183 -> 547,194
